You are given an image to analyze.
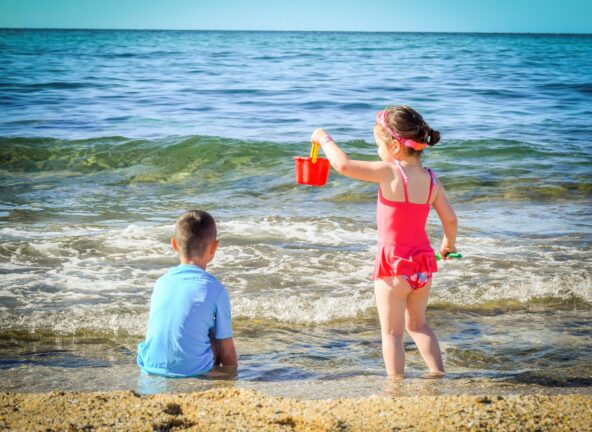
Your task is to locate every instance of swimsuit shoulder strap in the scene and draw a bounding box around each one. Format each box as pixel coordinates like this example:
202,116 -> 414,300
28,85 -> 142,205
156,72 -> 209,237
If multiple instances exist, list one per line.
394,160 -> 409,202
425,168 -> 438,204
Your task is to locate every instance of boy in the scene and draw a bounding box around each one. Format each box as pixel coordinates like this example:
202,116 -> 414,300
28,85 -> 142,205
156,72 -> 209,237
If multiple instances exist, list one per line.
137,210 -> 237,377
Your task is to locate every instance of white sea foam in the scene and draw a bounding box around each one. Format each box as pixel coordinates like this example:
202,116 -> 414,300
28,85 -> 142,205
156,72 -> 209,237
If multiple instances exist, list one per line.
232,291 -> 376,323
218,216 -> 375,247
0,225 -> 106,240
1,216 -> 590,335
0,307 -> 149,336
1,267 -> 590,337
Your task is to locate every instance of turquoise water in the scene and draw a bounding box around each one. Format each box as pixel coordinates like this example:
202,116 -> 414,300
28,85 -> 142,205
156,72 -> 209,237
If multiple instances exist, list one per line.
0,30 -> 591,396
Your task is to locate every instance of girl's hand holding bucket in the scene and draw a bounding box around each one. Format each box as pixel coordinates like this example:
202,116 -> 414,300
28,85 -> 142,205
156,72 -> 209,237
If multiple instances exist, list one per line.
294,129 -> 331,186
310,128 -> 332,146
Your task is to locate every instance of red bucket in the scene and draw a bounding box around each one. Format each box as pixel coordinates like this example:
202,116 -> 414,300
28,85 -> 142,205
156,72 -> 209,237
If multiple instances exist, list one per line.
294,156 -> 330,186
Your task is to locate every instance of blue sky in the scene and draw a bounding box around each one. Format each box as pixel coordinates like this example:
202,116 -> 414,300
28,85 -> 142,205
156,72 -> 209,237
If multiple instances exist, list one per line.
1,0 -> 591,33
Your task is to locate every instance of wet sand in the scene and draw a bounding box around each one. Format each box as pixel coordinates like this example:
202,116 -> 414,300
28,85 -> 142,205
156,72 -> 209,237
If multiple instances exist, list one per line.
1,388 -> 591,431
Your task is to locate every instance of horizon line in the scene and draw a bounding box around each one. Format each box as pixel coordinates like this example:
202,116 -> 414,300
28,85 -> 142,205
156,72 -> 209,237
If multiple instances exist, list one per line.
0,27 -> 591,36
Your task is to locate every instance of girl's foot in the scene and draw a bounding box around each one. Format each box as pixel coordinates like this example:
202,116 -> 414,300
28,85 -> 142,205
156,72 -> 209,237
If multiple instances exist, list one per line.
422,371 -> 445,379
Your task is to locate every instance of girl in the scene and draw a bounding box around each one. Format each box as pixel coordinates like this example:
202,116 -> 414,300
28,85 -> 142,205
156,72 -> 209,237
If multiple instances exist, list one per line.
311,106 -> 458,378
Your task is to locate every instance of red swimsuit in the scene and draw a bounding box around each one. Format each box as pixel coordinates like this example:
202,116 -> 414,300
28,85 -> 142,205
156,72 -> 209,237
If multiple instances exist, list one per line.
372,160 -> 438,289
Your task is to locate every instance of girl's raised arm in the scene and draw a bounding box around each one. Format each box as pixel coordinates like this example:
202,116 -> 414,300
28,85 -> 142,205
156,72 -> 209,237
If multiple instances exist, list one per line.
313,128 -> 392,184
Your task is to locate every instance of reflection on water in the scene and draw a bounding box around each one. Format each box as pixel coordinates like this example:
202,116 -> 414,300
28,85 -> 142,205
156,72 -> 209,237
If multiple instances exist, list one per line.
1,309 -> 591,396
136,372 -> 235,395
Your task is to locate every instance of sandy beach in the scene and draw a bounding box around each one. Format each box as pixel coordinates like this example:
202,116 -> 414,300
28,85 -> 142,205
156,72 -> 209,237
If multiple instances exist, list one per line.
1,388 -> 591,431
1,27 -> 591,432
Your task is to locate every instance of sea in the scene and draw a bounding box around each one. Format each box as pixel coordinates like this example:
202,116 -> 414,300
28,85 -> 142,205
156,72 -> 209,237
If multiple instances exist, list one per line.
0,29 -> 591,398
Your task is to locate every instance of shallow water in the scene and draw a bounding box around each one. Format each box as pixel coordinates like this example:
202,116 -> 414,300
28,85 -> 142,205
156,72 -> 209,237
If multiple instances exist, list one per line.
0,30 -> 591,396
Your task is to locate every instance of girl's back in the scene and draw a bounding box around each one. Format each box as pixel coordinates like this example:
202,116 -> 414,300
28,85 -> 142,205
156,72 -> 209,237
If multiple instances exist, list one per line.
380,162 -> 436,205
377,160 -> 437,247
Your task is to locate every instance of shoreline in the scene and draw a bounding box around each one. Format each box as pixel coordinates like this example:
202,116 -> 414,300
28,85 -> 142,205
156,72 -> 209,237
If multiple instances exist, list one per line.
2,388 -> 591,431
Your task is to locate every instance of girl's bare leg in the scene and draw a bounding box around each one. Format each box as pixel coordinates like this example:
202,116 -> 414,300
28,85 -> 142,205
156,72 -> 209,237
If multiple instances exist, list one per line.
405,281 -> 444,375
374,276 -> 412,377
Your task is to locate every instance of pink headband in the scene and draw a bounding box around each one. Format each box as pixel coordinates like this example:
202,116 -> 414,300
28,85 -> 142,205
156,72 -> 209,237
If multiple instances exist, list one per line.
376,110 -> 428,151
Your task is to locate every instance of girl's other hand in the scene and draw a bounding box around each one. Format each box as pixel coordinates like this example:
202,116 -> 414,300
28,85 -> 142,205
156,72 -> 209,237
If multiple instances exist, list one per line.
311,128 -> 330,144
439,242 -> 457,260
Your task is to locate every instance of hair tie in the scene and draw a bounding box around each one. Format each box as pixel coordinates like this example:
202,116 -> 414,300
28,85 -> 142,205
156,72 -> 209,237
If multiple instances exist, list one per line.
376,110 -> 428,151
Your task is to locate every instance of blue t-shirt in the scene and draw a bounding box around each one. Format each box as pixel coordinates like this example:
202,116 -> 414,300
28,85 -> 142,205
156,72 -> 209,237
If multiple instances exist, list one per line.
137,264 -> 233,377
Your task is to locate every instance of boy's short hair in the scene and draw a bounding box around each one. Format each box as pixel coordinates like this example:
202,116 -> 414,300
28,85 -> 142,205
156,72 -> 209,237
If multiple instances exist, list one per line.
175,210 -> 217,258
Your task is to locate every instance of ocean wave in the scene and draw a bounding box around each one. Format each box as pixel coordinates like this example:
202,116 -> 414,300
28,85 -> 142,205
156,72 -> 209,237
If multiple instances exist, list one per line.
0,217 -> 590,337
0,135 -> 292,178
0,81 -> 108,91
0,136 -> 582,169
0,282 -> 590,338
1,136 -> 590,201
538,82 -> 592,94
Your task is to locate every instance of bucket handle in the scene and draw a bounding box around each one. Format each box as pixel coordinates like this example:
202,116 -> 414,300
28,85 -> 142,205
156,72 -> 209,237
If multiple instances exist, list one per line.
309,142 -> 320,163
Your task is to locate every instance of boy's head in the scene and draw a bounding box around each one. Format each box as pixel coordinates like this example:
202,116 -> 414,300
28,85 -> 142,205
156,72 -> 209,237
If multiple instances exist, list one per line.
172,210 -> 218,263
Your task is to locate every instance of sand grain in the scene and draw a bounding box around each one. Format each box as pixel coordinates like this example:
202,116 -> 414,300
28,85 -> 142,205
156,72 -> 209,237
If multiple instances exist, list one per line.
1,389 -> 590,431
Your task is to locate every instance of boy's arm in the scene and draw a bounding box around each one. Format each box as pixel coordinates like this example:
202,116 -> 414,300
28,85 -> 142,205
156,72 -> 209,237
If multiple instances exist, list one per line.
217,337 -> 238,367
214,287 -> 238,368
312,128 -> 392,183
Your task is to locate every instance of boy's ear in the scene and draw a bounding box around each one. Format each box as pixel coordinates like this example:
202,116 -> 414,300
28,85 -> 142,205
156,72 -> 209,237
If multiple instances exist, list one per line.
171,237 -> 179,252
210,239 -> 219,255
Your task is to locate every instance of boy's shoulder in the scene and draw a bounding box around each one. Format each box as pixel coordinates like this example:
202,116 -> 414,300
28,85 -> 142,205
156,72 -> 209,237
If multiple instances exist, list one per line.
157,264 -> 226,291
